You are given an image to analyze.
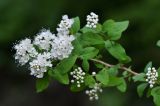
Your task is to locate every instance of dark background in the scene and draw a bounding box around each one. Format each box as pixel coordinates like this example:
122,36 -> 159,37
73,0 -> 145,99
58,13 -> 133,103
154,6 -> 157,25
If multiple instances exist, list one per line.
0,0 -> 160,106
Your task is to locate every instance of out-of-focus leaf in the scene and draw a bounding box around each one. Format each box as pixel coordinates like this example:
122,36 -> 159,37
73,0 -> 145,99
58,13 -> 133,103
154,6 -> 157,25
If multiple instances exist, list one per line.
84,75 -> 96,88
137,83 -> 148,97
132,73 -> 146,82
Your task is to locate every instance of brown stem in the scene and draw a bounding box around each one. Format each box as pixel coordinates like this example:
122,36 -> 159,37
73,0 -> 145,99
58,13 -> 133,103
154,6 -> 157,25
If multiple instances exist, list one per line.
90,58 -> 139,76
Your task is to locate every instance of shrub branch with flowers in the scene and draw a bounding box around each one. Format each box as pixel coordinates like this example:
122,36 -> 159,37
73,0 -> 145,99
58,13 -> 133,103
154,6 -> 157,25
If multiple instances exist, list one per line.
13,12 -> 160,105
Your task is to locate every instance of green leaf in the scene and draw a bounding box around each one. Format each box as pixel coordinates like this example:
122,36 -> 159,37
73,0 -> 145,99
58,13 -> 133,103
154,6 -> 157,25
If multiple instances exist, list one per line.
105,40 -> 113,48
117,78 -> 127,92
108,66 -> 119,76
157,40 -> 160,47
107,76 -> 122,86
48,70 -> 69,84
151,87 -> 160,106
36,75 -> 49,93
144,61 -> 152,73
105,42 -> 131,63
132,73 -> 146,82
95,24 -> 102,32
82,59 -> 89,72
103,19 -> 129,40
147,88 -> 152,98
70,83 -> 86,92
107,76 -> 127,92
70,17 -> 80,34
95,63 -> 105,69
72,35 -> 83,55
80,47 -> 99,59
80,24 -> 102,33
137,83 -> 148,97
84,75 -> 96,88
96,69 -> 109,86
80,32 -> 104,46
55,55 -> 77,74
122,71 -> 129,78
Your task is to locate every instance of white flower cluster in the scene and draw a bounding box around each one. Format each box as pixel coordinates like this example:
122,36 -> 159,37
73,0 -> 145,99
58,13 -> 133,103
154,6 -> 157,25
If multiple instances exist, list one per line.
85,83 -> 103,101
14,38 -> 38,65
57,15 -> 74,36
70,67 -> 86,87
51,34 -> 75,60
33,30 -> 55,51
14,15 -> 75,78
146,67 -> 158,88
29,52 -> 52,78
51,15 -> 75,60
86,12 -> 99,28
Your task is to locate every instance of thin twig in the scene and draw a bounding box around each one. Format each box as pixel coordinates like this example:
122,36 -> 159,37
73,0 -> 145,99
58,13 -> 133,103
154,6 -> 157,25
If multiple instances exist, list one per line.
90,58 -> 139,76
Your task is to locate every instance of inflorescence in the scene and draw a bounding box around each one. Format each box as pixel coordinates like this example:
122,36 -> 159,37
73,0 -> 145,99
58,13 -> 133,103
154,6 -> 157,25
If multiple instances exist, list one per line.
14,15 -> 75,78
85,83 -> 103,101
14,13 -> 99,79
70,67 -> 86,87
146,67 -> 158,88
86,12 -> 99,28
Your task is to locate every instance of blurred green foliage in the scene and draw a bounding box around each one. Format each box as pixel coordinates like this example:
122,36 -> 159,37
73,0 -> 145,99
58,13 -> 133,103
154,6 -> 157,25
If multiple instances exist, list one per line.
0,0 -> 160,106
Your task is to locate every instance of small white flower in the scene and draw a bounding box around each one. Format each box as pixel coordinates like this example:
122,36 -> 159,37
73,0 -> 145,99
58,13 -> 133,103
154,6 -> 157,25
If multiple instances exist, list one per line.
86,12 -> 99,28
92,72 -> 96,76
85,83 -> 102,101
57,15 -> 74,36
70,67 -> 85,87
14,38 -> 38,65
29,52 -> 52,78
50,34 -> 75,60
146,67 -> 158,88
33,29 -> 55,51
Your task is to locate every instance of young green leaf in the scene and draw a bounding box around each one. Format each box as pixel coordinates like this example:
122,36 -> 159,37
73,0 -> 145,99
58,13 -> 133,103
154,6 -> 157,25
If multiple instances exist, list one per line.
70,17 -> 80,34
82,59 -> 89,72
137,83 -> 148,97
84,75 -> 96,88
96,69 -> 109,86
48,70 -> 69,85
122,71 -> 129,78
36,75 -> 49,93
103,19 -> 129,40
105,42 -> 131,63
